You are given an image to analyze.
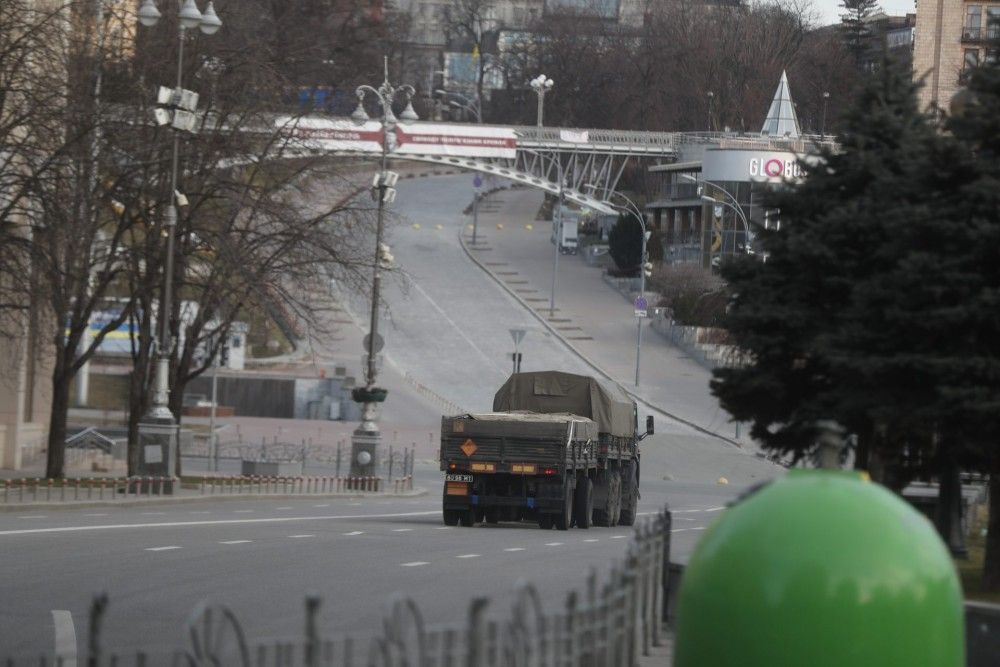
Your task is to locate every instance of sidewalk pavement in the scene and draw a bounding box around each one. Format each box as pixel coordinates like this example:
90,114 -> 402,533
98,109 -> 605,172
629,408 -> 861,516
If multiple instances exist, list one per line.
461,186 -> 756,450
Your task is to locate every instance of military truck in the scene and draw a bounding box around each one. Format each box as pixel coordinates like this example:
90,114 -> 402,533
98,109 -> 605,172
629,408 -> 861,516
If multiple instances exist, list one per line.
440,371 -> 653,530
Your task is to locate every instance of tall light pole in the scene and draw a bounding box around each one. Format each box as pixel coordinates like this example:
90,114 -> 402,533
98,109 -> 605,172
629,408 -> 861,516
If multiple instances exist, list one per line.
348,57 -> 417,477
587,187 -> 649,386
706,90 -> 715,131
820,91 -> 830,139
136,0 -> 221,485
530,74 -> 554,127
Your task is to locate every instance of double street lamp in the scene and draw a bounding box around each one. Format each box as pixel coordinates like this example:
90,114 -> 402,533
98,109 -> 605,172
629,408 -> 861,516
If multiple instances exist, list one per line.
136,0 -> 221,483
586,187 -> 650,387
348,58 -> 418,477
679,174 -> 752,258
530,75 -> 554,127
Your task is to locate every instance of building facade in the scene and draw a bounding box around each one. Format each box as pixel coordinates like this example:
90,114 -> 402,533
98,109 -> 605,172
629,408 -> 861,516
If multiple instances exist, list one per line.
914,0 -> 1000,110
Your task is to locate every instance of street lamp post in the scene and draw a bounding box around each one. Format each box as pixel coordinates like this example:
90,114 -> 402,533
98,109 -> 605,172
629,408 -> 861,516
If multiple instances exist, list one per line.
136,0 -> 221,485
348,57 -> 417,477
706,91 -> 715,131
586,187 -> 649,387
530,75 -> 554,127
680,174 -> 753,256
820,91 -> 830,139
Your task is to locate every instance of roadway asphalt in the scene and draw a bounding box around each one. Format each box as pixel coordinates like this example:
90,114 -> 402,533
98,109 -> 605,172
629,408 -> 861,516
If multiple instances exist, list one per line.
0,174 -> 781,661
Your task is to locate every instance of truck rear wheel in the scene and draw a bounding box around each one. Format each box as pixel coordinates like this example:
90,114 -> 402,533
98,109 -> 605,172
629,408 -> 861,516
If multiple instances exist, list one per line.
594,472 -> 621,527
484,508 -> 499,524
555,478 -> 575,531
459,509 -> 475,527
538,514 -> 554,530
443,509 -> 460,526
618,462 -> 639,526
574,477 -> 593,529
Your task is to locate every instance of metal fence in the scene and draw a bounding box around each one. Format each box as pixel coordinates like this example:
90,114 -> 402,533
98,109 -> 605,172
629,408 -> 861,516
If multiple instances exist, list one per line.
0,474 -> 415,504
3,509 -> 672,667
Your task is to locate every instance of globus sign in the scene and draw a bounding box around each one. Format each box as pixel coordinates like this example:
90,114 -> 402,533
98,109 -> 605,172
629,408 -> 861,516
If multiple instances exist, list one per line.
702,148 -> 807,184
748,156 -> 802,180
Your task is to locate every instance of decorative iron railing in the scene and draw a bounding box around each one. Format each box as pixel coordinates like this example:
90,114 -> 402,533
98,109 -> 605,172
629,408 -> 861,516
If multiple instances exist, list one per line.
3,509 -> 673,667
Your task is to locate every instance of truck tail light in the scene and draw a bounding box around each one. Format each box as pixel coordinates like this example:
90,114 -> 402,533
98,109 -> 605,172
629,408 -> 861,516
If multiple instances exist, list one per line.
449,463 -> 457,470
511,463 -> 537,474
446,482 -> 469,496
543,467 -> 557,476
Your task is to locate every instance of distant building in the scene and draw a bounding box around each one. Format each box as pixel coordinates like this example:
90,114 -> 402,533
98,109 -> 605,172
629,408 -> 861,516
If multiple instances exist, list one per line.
914,0 -> 999,110
646,72 -> 830,269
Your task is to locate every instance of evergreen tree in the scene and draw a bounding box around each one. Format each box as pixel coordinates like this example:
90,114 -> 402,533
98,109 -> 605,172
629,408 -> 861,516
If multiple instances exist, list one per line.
945,48 -> 1000,592
711,59 -> 955,473
608,212 -> 644,276
840,0 -> 880,69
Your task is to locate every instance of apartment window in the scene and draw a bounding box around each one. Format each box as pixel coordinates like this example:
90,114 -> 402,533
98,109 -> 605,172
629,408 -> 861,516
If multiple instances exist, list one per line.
965,5 -> 983,40
513,7 -> 526,24
987,48 -> 999,65
965,48 -> 980,69
988,7 -> 1000,39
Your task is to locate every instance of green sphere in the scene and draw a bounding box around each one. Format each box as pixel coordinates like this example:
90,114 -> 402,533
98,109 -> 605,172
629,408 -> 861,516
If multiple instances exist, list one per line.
673,470 -> 964,667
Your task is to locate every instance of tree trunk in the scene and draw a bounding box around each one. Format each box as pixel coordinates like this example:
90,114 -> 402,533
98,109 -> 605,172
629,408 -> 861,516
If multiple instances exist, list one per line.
935,456 -> 968,558
983,472 -> 1000,593
44,356 -> 72,479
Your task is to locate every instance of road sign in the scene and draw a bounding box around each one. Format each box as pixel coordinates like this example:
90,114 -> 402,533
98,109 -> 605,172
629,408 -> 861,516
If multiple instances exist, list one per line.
509,328 -> 526,347
633,296 -> 648,311
634,309 -> 648,318
473,175 -> 483,189
363,332 -> 384,353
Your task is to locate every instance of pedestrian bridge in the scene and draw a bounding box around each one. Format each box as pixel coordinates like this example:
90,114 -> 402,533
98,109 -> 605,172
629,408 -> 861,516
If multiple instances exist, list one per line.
264,114 -> 829,214
275,116 -> 688,214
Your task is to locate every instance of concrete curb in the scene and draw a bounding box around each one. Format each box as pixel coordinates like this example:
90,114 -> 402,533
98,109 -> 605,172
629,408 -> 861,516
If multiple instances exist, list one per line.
456,219 -> 744,450
0,487 -> 429,512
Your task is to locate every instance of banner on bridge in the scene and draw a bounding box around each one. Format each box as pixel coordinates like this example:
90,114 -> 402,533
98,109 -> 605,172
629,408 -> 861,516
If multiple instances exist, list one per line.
277,116 -> 384,153
277,117 -> 517,159
393,123 -> 517,159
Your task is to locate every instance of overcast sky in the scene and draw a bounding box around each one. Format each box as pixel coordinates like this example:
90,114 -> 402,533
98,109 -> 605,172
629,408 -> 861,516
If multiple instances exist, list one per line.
813,0 -> 917,26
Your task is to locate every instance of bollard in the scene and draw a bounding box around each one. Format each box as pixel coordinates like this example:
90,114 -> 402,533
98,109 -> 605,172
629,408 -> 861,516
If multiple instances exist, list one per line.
156,477 -> 164,496
60,479 -> 66,502
336,443 -> 342,479
1,480 -> 6,503
47,478 -> 52,501
388,446 -> 394,482
99,478 -> 105,500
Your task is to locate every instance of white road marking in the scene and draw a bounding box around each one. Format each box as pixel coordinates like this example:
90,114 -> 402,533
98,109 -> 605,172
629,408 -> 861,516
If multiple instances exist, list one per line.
145,546 -> 181,551
17,516 -> 45,519
545,542 -> 563,547
672,527 -> 708,533
400,561 -> 430,567
392,528 -> 413,532
0,511 -> 440,536
313,504 -> 330,508
435,527 -> 452,530
610,535 -> 628,539
51,610 -> 76,666
407,279 -> 503,373
189,511 -> 211,514
276,507 -> 293,510
504,547 -> 525,552
141,512 -> 166,516
456,554 -> 480,559
344,531 -> 365,536
219,540 -> 252,545
83,513 -> 108,517
233,510 -> 253,514
675,517 -> 696,522
705,507 -> 726,512
288,534 -> 314,539
583,539 -> 599,543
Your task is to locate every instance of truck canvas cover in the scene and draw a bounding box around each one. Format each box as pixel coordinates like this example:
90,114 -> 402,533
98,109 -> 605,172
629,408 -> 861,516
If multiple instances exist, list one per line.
492,371 -> 634,439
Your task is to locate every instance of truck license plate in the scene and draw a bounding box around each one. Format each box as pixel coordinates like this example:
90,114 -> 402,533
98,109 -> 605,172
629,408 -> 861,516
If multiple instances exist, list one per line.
445,474 -> 473,482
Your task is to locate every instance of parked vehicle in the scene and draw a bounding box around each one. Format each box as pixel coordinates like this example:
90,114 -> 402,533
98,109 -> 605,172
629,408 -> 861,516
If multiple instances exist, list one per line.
440,371 -> 653,529
551,218 -> 579,254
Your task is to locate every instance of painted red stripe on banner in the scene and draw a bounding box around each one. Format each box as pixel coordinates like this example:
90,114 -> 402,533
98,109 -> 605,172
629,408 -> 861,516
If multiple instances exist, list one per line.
292,127 -> 384,143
